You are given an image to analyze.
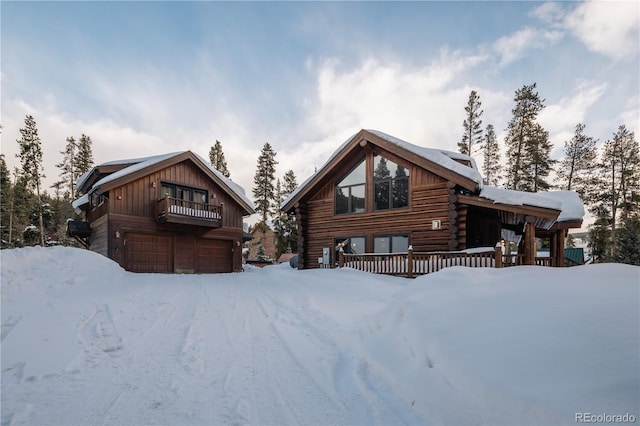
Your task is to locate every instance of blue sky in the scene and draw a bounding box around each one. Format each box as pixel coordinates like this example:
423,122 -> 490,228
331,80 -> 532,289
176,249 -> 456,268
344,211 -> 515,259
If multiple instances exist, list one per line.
2,1 -> 639,217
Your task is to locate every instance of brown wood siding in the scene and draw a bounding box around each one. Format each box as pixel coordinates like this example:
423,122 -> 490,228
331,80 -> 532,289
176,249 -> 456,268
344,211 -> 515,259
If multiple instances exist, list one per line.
109,160 -> 243,229
301,166 -> 454,268
89,214 -> 109,257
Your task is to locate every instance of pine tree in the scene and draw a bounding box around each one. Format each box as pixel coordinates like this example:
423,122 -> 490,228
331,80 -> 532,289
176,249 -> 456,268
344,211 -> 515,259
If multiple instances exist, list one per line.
615,213 -> 640,265
526,123 -> 555,192
55,136 -> 77,199
209,140 -> 230,178
556,123 -> 597,198
504,83 -> 549,192
16,115 -> 46,246
0,155 -> 11,246
595,126 -> 640,259
588,206 -> 611,263
252,142 -> 278,228
482,124 -> 501,186
75,134 -> 94,177
458,90 -> 484,156
273,170 -> 298,256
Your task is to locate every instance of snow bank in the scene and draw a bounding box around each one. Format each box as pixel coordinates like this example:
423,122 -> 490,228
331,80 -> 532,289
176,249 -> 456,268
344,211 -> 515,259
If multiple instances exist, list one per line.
1,247 -> 638,425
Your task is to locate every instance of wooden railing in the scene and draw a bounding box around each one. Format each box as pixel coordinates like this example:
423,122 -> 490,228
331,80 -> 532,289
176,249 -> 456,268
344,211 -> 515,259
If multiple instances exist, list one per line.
156,196 -> 222,225
338,245 -> 579,278
339,246 -> 497,278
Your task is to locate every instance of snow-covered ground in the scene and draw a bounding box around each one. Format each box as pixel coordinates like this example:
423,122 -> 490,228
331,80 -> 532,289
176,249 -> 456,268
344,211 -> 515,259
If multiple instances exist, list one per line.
1,247 -> 638,426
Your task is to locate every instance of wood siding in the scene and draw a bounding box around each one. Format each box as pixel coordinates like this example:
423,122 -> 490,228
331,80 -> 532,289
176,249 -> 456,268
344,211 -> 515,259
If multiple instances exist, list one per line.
300,153 -> 458,268
89,214 -> 109,257
90,160 -> 245,273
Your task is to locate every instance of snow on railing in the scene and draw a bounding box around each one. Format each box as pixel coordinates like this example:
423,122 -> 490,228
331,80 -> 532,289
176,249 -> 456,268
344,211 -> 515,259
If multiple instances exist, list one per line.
156,196 -> 222,222
338,245 -> 564,278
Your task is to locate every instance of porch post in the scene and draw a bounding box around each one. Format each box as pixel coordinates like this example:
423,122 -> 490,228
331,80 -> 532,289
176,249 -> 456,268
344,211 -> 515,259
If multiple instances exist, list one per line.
407,245 -> 414,278
338,247 -> 344,268
494,242 -> 503,268
523,218 -> 536,265
554,229 -> 566,267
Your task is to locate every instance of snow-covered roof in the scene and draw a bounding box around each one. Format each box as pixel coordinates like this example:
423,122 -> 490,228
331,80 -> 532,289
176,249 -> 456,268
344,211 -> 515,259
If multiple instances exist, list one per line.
282,129 -> 483,209
479,186 -> 585,222
73,151 -> 254,212
367,130 -> 483,185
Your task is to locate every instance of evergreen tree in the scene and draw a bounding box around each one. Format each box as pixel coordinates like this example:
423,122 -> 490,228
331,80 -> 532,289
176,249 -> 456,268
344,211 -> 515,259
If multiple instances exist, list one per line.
482,124 -> 501,186
252,142 -> 278,228
504,83 -> 550,192
209,140 -> 230,178
75,134 -> 94,177
55,136 -> 77,199
526,123 -> 555,191
615,212 -> 640,265
458,90 -> 484,156
273,170 -> 298,256
16,115 -> 45,246
556,123 -> 598,198
0,155 -> 11,246
590,125 -> 640,259
588,206 -> 611,263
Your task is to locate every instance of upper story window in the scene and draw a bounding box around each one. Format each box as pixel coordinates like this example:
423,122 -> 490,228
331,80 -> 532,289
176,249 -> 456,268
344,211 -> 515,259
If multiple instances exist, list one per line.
335,158 -> 366,215
161,182 -> 208,204
374,155 -> 409,210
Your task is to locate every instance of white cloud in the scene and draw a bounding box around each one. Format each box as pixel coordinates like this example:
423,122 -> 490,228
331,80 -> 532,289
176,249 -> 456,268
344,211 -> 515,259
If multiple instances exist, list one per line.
296,51 -> 509,177
539,80 -> 608,155
530,2 -> 567,27
493,27 -> 564,66
565,0 -> 640,60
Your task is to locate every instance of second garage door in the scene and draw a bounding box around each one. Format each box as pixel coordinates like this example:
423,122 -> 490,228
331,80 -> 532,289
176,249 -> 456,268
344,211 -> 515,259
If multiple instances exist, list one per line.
196,239 -> 232,273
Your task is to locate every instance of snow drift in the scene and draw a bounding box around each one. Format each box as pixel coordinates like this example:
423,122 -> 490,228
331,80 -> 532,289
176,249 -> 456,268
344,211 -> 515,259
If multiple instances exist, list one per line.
1,246 -> 638,425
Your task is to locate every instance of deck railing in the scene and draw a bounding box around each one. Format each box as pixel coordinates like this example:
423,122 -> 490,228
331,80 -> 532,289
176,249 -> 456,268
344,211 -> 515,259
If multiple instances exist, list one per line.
339,245 -> 575,278
156,196 -> 222,224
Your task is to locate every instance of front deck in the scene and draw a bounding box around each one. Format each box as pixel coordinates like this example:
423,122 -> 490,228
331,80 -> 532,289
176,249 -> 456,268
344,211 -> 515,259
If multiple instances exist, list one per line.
338,245 -> 583,278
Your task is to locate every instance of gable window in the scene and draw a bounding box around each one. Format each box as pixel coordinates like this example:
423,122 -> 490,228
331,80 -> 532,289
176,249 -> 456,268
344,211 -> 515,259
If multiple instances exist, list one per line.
374,235 -> 409,253
161,182 -> 208,205
335,158 -> 366,215
373,155 -> 409,210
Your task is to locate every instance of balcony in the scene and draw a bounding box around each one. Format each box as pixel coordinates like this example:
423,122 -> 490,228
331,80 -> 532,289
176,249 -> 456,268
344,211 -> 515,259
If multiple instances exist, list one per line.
156,196 -> 222,228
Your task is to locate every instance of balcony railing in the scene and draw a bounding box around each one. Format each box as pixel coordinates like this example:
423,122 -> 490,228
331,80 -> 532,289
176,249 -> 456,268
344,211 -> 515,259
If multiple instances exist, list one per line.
156,196 -> 222,228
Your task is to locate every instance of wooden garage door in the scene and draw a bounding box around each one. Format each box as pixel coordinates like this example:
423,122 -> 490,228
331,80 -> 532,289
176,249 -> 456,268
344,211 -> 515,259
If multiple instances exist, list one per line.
196,239 -> 232,273
125,233 -> 172,273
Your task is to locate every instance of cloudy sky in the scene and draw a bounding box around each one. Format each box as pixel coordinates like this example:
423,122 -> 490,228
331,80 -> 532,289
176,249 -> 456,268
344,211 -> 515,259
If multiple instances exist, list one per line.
2,1 -> 639,215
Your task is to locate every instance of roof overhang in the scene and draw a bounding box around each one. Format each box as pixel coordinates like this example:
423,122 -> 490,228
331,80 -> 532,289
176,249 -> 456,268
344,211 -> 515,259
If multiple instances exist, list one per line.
282,129 -> 482,212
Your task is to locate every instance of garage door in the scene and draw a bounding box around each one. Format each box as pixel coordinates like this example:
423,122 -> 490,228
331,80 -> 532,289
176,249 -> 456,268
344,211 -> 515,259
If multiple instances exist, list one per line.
196,239 -> 232,273
125,233 -> 172,273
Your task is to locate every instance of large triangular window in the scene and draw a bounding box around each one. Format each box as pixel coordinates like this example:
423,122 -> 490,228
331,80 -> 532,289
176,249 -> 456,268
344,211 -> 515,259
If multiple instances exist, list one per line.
335,158 -> 366,215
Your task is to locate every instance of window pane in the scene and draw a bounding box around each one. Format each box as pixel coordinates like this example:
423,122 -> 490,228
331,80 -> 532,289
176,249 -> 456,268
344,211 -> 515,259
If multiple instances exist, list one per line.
349,237 -> 365,254
338,159 -> 366,186
194,190 -> 207,204
161,185 -> 175,198
392,178 -> 409,208
374,236 -> 390,253
350,185 -> 365,213
392,235 -> 409,252
335,187 -> 348,214
374,156 -> 391,179
375,181 -> 390,210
